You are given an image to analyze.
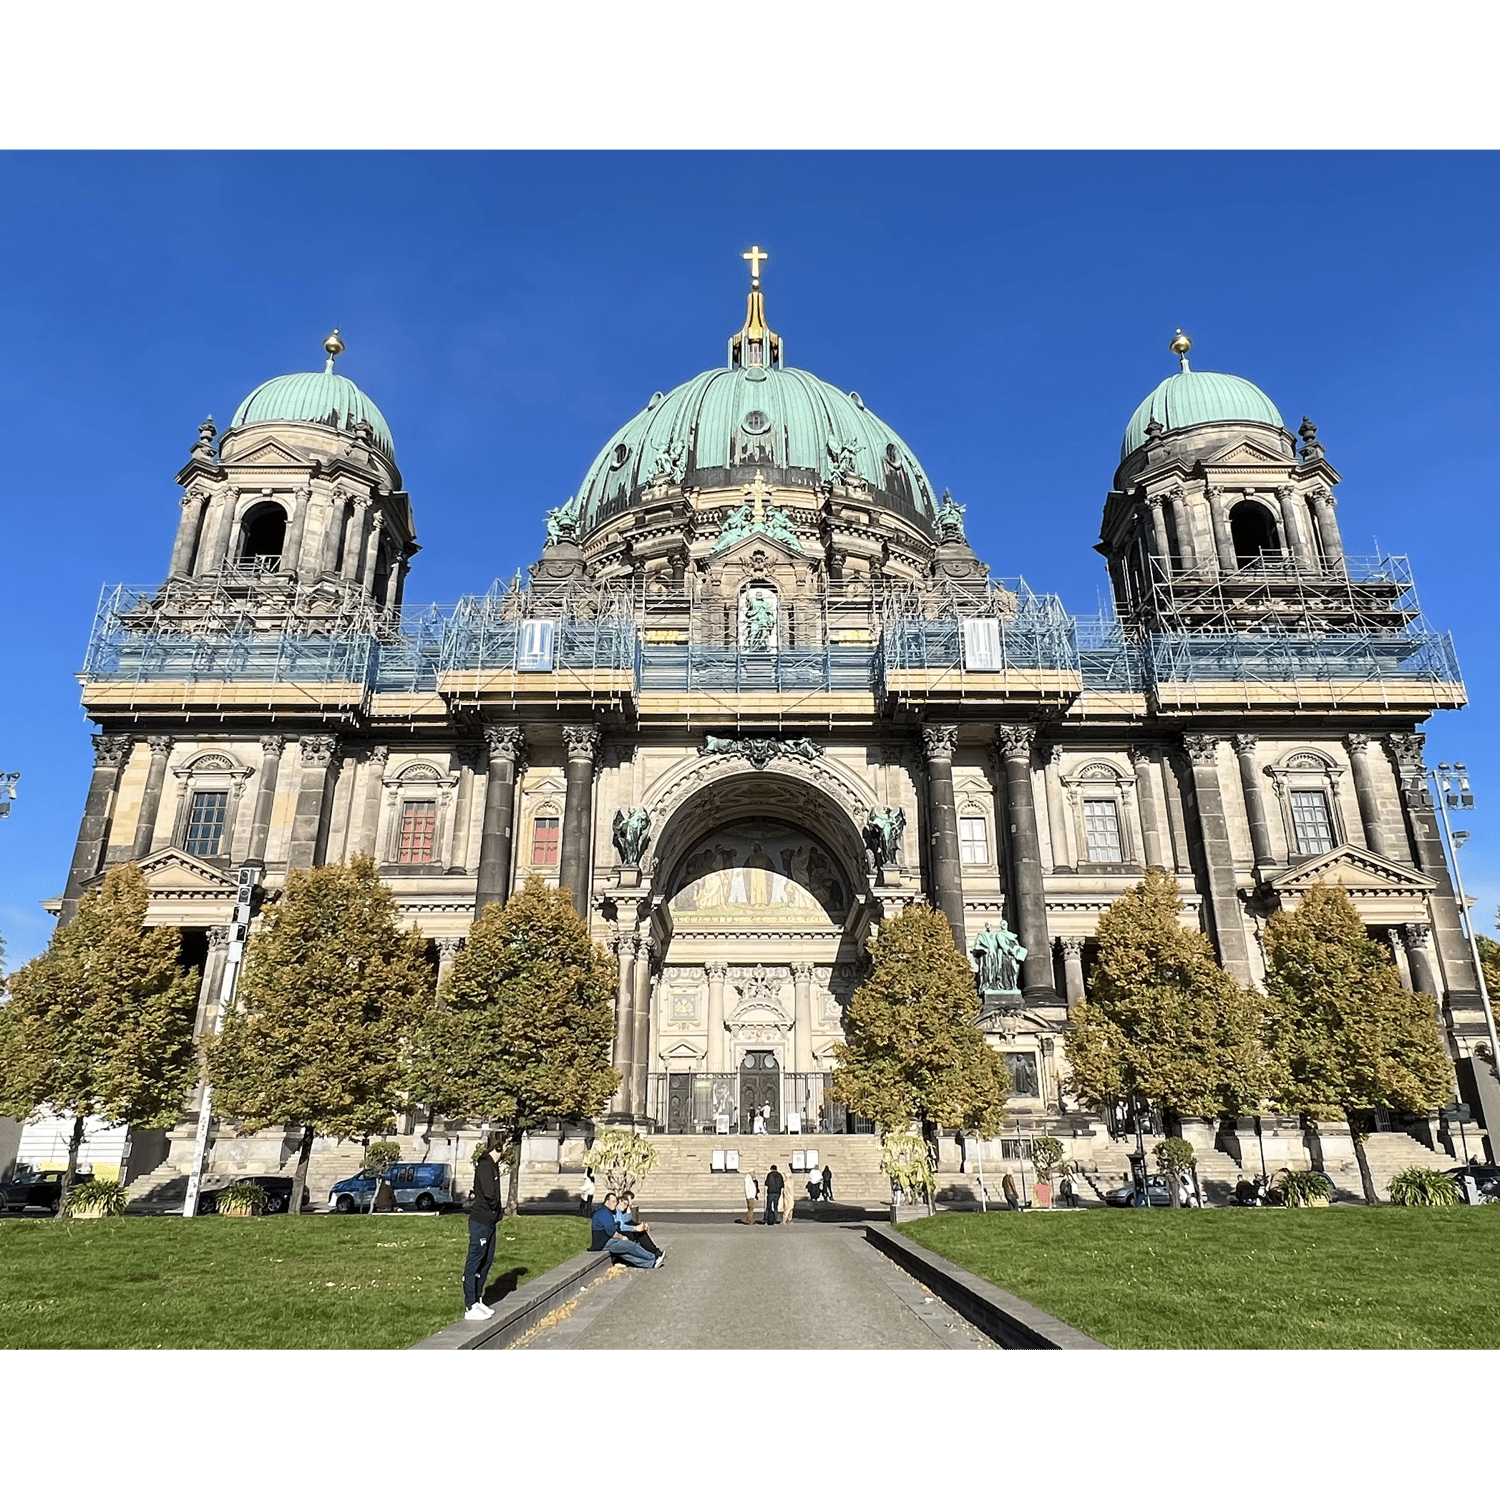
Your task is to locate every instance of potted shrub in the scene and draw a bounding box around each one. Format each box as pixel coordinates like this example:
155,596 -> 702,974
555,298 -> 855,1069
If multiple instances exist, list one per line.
1275,1168 -> 1334,1208
66,1178 -> 129,1219
1388,1167 -> 1461,1207
1152,1137 -> 1198,1207
362,1139 -> 402,1176
1030,1135 -> 1064,1208
216,1181 -> 268,1218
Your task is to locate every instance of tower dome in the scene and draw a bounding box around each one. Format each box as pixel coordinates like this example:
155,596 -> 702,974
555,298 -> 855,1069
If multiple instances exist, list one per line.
229,330 -> 395,457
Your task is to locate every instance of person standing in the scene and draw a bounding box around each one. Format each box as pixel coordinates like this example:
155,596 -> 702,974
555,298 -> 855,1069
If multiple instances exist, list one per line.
806,1165 -> 820,1202
764,1163 -> 784,1225
821,1163 -> 833,1202
1058,1168 -> 1077,1209
1002,1172 -> 1020,1211
463,1131 -> 506,1321
743,1169 -> 759,1225
579,1166 -> 596,1218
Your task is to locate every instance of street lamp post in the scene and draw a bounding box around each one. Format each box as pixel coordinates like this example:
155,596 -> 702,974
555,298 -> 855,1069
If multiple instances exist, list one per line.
1428,762 -> 1500,1114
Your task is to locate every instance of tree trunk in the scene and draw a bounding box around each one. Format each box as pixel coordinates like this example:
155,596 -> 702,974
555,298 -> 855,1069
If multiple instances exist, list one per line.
58,1114 -> 86,1219
1347,1111 -> 1379,1205
504,1124 -> 523,1219
288,1124 -> 315,1215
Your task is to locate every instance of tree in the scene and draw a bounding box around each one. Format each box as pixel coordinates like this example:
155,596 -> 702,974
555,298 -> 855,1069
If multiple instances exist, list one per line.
584,1128 -> 659,1196
831,901 -> 1011,1139
1263,883 -> 1450,1205
0,864 -> 199,1217
881,1129 -> 936,1215
410,876 -> 619,1216
1065,867 -> 1266,1207
207,855 -> 435,1215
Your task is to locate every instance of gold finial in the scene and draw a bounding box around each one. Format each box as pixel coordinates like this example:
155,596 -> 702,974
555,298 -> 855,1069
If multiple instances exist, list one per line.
742,244 -> 769,285
730,247 -> 782,370
323,327 -> 345,372
1170,328 -> 1192,371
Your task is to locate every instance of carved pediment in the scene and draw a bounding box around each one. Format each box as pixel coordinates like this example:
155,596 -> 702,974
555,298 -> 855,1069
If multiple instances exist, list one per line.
1269,844 -> 1435,923
225,438 -> 314,469
84,848 -> 239,902
710,532 -> 805,569
1210,440 -> 1286,467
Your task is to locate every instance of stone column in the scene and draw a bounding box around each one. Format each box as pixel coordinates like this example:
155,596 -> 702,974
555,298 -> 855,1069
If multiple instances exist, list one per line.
281,486 -> 312,576
1044,746 -> 1074,872
921,723 -> 967,946
448,746 -> 479,874
434,936 -> 464,987
130,735 -> 174,860
1060,936 -> 1087,1004
1231,734 -> 1278,877
613,937 -> 638,1114
1147,494 -> 1173,573
284,735 -> 340,871
243,735 -> 287,866
59,734 -> 133,923
1344,734 -> 1391,858
1403,923 -> 1443,998
1165,485 -> 1197,571
706,960 -> 728,1074
1127,746 -> 1167,870
996,723 -> 1056,998
170,493 -> 206,576
178,925 -> 233,1125
1205,485 -> 1238,572
1159,748 -> 1193,874
342,498 -> 370,581
474,727 -> 524,914
346,744 -> 389,859
361,511 -> 385,594
1181,734 -> 1253,979
791,962 -> 815,1075
1307,486 -> 1345,569
1276,485 -> 1317,568
195,491 -> 234,578
1387,926 -> 1415,990
630,935 -> 654,1122
559,724 -> 602,919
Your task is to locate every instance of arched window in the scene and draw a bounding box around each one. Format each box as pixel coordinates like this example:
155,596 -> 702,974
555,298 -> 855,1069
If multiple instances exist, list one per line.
1229,500 -> 1280,568
1061,759 -> 1139,867
381,761 -> 457,868
1267,749 -> 1348,858
238,502 -> 287,571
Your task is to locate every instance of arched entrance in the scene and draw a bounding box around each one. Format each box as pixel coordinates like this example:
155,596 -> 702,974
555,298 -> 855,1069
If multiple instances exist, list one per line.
636,768 -> 875,1135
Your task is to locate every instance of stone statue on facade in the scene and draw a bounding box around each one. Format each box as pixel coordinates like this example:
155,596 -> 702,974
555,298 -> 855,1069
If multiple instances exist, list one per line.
544,495 -> 581,546
760,503 -> 801,552
936,489 -> 967,543
611,805 -> 652,866
972,921 -> 1026,997
649,438 -> 688,485
699,734 -> 823,770
742,590 -> 777,651
827,436 -> 861,484
863,806 -> 906,868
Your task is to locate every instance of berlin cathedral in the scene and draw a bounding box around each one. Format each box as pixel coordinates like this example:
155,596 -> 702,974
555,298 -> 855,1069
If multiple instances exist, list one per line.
27,250 -> 1496,1203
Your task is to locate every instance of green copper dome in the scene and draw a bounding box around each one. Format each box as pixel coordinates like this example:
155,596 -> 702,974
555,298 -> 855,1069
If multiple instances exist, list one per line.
230,369 -> 395,457
574,364 -> 939,536
1121,368 -> 1284,459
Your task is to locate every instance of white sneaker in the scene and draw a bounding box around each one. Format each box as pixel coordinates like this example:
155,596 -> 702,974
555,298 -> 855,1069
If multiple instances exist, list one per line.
654,1252 -> 665,1268
464,1303 -> 494,1321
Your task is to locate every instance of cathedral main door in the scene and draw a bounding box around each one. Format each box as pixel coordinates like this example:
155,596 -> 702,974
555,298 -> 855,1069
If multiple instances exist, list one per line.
739,1051 -> 780,1133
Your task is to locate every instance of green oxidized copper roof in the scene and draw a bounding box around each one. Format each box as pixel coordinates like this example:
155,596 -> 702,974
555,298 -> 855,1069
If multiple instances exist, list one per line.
230,369 -> 395,457
574,364 -> 938,536
1121,369 -> 1284,459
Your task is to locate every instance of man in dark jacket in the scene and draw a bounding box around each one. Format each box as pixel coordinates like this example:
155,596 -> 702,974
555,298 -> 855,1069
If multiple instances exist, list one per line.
464,1132 -> 506,1321
763,1164 -> 785,1225
590,1191 -> 659,1268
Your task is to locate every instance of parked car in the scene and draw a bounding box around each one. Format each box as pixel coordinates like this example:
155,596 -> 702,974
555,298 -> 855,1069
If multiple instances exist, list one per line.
329,1162 -> 455,1214
1,1169 -> 95,1215
1103,1174 -> 1175,1208
1445,1163 -> 1500,1204
196,1175 -> 310,1216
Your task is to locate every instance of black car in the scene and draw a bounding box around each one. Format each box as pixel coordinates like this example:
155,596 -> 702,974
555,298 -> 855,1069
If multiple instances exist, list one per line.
1445,1163 -> 1500,1204
0,1169 -> 95,1215
197,1175 -> 310,1215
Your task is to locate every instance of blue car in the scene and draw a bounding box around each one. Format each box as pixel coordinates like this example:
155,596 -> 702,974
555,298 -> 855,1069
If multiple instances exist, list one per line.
329,1161 -> 455,1214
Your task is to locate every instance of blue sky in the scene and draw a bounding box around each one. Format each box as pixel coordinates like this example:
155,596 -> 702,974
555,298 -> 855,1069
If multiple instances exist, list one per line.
2,150 -> 1498,968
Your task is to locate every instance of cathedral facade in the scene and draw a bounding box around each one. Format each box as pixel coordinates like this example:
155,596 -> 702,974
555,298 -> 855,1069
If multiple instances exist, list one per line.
38,262 -> 1496,1196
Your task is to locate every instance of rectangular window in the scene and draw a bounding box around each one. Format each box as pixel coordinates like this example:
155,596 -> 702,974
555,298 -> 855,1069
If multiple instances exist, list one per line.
516,620 -> 556,671
1004,1053 -> 1040,1097
531,816 -> 560,866
397,800 -> 437,864
1083,799 -> 1123,862
962,617 -> 1002,671
1289,789 -> 1336,854
959,816 -> 989,865
184,791 -> 228,857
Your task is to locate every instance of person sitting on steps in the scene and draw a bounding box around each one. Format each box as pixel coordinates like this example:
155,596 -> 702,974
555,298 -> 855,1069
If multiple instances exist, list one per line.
590,1191 -> 661,1269
616,1191 -> 664,1262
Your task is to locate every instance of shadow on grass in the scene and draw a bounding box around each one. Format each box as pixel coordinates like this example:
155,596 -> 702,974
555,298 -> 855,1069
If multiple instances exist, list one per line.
482,1265 -> 528,1305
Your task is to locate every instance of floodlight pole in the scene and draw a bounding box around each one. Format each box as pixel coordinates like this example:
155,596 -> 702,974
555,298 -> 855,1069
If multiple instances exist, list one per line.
182,866 -> 257,1218
1428,764 -> 1500,1109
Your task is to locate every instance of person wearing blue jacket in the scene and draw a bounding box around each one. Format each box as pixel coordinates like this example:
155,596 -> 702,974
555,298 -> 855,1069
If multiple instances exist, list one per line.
589,1191 -> 660,1268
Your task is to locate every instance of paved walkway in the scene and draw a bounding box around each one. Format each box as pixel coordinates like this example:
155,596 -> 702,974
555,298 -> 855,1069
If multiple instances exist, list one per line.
520,1218 -> 995,1350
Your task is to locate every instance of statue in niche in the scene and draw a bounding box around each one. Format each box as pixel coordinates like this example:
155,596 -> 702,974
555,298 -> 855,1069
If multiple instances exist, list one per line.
863,806 -> 906,867
972,921 -> 1026,996
611,805 -> 652,866
741,589 -> 777,651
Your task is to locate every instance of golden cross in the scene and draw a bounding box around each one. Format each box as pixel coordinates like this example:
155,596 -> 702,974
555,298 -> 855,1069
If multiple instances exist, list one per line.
742,244 -> 768,283
744,470 -> 772,525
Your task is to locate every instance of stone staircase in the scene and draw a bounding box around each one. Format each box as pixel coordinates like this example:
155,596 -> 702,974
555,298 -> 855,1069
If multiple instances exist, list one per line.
524,1134 -> 891,1209
1313,1131 -> 1457,1203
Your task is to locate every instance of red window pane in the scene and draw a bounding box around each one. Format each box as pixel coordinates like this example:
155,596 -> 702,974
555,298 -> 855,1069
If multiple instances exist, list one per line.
398,801 -> 437,864
531,816 -> 560,866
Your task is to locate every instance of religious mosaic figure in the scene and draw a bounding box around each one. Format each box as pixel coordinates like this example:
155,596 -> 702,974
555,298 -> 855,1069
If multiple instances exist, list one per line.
863,805 -> 906,867
972,921 -> 1026,995
611,805 -> 652,866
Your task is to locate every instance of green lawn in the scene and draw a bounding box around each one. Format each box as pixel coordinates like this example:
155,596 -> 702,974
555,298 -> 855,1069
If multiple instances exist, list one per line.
0,1212 -> 589,1350
900,1207 -> 1500,1349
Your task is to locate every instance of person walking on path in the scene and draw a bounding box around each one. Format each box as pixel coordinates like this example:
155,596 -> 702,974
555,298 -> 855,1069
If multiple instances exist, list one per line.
743,1170 -> 759,1225
764,1164 -> 784,1225
579,1166 -> 596,1217
1002,1172 -> 1021,1211
590,1191 -> 660,1269
821,1163 -> 833,1202
463,1131 -> 506,1321
1058,1169 -> 1077,1209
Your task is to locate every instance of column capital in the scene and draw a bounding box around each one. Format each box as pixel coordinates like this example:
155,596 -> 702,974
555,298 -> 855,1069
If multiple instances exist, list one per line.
1182,733 -> 1220,765
921,723 -> 959,762
1275,483 -> 1296,503
1146,491 -> 1167,510
1059,935 -> 1086,957
483,725 -> 526,763
366,743 -> 391,767
1385,732 -> 1426,775
146,735 -> 175,757
1205,483 -> 1224,502
92,734 -> 133,768
1344,732 -> 1372,755
705,960 -> 729,981
1161,483 -> 1185,504
299,734 -> 340,768
790,961 -> 815,982
1386,926 -> 1408,954
435,936 -> 464,960
1230,733 -> 1259,757
1403,922 -> 1433,950
206,924 -> 232,950
1127,744 -> 1152,767
562,723 -> 602,763
996,722 -> 1037,760
259,734 -> 288,758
